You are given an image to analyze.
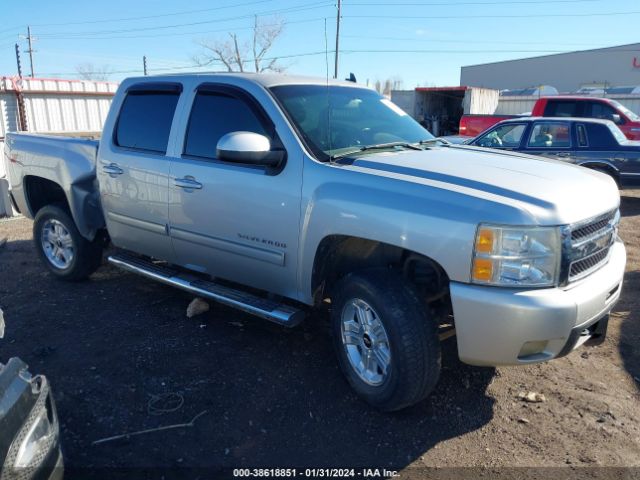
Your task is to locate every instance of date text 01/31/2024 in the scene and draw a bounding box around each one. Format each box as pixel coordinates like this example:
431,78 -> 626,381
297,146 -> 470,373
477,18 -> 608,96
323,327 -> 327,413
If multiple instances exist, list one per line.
232,468 -> 400,478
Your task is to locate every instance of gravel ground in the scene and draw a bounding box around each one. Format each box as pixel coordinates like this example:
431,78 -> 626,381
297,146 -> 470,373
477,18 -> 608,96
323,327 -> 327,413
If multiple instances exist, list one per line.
0,190 -> 639,479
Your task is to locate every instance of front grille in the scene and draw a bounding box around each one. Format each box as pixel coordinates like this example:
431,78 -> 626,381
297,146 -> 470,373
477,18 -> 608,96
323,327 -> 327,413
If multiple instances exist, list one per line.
564,209 -> 619,283
570,248 -> 610,278
571,212 -> 615,241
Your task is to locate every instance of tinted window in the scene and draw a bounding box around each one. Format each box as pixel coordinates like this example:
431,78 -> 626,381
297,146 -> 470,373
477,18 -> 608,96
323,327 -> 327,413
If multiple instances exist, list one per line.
475,123 -> 526,148
184,92 -> 268,159
527,122 -> 571,148
115,92 -> 179,153
544,100 -> 579,117
585,124 -> 616,147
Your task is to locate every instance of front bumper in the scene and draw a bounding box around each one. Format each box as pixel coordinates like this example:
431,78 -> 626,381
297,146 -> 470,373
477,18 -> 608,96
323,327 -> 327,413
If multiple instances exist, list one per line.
450,240 -> 626,366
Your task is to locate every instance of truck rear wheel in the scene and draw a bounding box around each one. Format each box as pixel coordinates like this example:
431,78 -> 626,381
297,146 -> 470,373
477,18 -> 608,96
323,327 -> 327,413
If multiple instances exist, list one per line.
331,270 -> 441,411
33,204 -> 103,281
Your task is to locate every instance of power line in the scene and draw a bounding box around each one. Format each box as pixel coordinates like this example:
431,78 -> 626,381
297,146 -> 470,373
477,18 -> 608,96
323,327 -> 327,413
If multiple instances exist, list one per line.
344,10 -> 640,20
24,17 -> 327,41
35,2 -> 333,38
342,34 -> 607,47
30,0 -> 276,27
348,0 -> 604,5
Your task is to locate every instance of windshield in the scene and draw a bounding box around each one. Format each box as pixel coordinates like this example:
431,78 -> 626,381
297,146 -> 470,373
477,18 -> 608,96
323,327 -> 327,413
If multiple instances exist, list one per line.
270,85 -> 434,160
607,122 -> 628,144
610,99 -> 640,122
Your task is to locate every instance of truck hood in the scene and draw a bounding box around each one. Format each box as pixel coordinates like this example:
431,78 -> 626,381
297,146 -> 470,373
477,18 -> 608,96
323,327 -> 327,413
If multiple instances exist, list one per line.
345,145 -> 620,225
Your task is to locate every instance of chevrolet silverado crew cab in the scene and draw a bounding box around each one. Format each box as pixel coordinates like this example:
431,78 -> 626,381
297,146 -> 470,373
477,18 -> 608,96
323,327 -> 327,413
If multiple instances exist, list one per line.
4,74 -> 626,411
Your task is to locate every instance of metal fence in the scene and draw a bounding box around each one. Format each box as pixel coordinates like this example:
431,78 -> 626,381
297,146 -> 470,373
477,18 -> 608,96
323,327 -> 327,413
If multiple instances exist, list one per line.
0,76 -> 117,216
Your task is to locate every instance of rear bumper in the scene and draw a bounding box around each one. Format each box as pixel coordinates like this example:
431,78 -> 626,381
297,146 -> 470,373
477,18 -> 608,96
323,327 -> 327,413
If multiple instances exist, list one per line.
450,240 -> 626,366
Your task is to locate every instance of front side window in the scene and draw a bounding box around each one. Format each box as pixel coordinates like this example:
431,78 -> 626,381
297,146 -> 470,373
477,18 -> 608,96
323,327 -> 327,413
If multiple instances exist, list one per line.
270,85 -> 433,160
115,91 -> 180,153
475,123 -> 526,148
588,102 -> 619,122
528,122 -> 571,148
184,92 -> 269,159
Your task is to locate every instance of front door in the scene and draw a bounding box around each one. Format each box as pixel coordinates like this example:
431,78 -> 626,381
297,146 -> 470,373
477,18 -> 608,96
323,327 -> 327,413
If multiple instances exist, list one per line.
168,84 -> 302,299
98,82 -> 182,261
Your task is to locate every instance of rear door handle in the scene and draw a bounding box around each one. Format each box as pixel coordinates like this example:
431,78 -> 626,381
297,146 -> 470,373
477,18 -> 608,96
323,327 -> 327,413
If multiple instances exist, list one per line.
102,163 -> 124,175
174,176 -> 203,190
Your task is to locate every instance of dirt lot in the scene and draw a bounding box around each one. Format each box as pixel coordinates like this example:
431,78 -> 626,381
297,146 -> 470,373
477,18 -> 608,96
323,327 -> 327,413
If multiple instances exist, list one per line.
1,191 -> 639,479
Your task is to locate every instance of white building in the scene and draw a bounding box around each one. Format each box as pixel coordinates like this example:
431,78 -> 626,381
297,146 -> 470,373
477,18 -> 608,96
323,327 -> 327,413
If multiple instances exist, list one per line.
460,43 -> 640,93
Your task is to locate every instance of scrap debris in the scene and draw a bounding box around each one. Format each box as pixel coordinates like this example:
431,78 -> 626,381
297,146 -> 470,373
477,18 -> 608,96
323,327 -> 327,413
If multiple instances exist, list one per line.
186,297 -> 210,318
518,391 -> 547,403
92,410 -> 208,446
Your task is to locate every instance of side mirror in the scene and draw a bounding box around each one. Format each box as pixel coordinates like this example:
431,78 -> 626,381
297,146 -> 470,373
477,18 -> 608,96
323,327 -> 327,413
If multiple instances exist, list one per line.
216,131 -> 284,167
611,113 -> 623,125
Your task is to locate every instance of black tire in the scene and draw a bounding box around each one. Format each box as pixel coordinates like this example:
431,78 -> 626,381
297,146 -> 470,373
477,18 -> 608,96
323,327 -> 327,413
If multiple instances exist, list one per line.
33,204 -> 103,281
330,269 -> 441,411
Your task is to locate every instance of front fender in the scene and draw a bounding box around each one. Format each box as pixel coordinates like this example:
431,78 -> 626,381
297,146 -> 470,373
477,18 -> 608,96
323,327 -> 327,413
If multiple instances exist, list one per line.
296,161 -> 534,304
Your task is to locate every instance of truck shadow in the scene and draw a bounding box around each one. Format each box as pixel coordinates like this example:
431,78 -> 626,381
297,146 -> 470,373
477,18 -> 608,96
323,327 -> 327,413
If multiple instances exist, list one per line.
0,238 -> 496,476
620,190 -> 640,217
618,269 -> 640,390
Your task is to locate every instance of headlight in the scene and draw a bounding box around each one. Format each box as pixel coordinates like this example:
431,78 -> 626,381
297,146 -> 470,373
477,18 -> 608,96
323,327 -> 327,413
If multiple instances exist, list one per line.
15,404 -> 56,468
471,225 -> 561,287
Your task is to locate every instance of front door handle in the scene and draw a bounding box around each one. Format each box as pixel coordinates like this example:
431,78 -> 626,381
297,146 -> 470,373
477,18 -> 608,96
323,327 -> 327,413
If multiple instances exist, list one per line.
555,152 -> 571,158
102,163 -> 124,175
174,176 -> 203,190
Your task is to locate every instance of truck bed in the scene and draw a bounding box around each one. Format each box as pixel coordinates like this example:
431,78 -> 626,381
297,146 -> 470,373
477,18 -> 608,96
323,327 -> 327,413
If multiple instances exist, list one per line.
4,132 -> 102,237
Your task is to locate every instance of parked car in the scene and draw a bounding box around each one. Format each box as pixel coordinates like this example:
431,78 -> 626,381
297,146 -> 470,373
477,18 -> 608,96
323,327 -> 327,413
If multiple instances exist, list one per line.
4,73 -> 625,411
0,313 -> 63,479
466,117 -> 640,186
460,96 -> 640,140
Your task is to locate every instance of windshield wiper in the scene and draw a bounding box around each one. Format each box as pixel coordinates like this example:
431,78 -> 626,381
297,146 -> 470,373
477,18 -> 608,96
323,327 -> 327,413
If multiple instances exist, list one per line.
330,142 -> 423,161
419,138 -> 451,146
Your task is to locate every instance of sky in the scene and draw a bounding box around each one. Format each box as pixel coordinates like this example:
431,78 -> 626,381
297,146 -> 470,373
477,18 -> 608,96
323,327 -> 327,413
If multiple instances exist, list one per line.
1,0 -> 639,89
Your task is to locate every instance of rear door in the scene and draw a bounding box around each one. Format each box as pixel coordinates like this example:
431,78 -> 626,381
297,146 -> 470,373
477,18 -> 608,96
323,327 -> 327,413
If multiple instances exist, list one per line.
522,120 -> 573,161
98,82 -> 182,261
167,82 -> 302,298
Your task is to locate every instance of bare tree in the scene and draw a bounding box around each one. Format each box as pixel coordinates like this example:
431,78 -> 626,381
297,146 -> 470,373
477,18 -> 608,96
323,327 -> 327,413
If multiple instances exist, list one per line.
75,63 -> 114,81
374,77 -> 403,97
193,16 -> 285,73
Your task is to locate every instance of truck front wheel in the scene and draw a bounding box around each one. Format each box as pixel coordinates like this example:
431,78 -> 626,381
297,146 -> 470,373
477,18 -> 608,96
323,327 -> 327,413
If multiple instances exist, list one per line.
331,270 -> 441,411
33,205 -> 103,281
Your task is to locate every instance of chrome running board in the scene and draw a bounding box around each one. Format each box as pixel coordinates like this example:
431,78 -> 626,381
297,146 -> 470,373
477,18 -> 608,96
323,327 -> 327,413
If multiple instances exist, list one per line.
107,252 -> 305,327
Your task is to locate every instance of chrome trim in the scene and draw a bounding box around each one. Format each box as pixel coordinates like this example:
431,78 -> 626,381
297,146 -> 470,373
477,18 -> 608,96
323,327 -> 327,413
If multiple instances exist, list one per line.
106,212 -> 167,235
170,227 -> 285,266
561,209 -> 619,285
107,254 -> 303,326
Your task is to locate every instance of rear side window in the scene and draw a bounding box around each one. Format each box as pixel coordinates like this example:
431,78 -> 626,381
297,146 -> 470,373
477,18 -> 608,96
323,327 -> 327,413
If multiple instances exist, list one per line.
576,124 -> 588,147
115,91 -> 180,153
544,100 -> 579,117
586,123 -> 618,148
184,92 -> 268,159
528,122 -> 571,148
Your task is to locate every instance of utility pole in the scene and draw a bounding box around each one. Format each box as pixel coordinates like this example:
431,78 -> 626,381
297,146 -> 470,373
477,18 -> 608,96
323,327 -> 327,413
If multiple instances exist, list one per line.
15,43 -> 23,78
26,26 -> 35,78
143,55 -> 148,75
334,0 -> 341,79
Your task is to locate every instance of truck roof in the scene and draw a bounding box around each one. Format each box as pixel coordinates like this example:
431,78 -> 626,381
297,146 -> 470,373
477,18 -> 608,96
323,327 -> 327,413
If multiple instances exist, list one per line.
498,116 -> 617,126
121,72 -> 362,89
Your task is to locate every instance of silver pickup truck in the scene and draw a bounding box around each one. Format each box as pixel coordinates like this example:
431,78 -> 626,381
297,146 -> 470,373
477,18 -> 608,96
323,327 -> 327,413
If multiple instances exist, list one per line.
4,73 -> 626,411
